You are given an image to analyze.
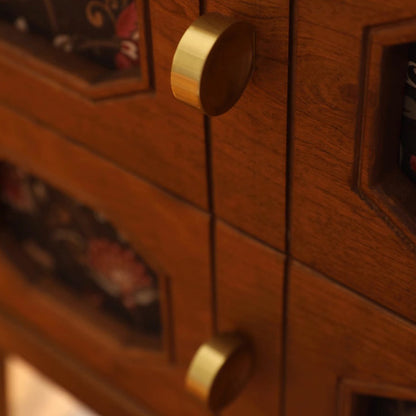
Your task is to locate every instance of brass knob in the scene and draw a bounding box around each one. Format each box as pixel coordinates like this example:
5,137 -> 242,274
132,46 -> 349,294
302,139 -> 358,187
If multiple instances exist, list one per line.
185,333 -> 253,411
171,13 -> 255,116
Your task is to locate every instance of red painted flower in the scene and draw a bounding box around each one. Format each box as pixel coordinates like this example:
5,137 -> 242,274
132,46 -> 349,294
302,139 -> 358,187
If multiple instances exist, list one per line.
86,238 -> 153,308
410,155 -> 416,173
115,2 -> 140,69
0,164 -> 36,213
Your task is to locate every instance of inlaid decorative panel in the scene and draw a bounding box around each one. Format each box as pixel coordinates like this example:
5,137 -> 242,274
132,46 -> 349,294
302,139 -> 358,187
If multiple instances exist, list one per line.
0,0 -> 151,98
0,162 -> 161,339
401,44 -> 416,183
0,0 -> 140,71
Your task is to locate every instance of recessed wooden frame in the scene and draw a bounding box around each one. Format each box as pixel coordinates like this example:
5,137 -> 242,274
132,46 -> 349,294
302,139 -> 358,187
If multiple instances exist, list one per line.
356,19 -> 416,249
0,0 -> 153,100
338,379 -> 416,416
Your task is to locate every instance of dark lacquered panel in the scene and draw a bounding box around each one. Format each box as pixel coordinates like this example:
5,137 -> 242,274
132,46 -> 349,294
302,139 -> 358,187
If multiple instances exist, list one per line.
355,396 -> 416,416
401,44 -> 416,181
0,0 -> 141,72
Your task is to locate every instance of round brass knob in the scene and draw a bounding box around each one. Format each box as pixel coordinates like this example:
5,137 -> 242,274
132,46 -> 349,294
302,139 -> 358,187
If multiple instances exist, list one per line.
171,13 -> 255,116
185,333 -> 253,411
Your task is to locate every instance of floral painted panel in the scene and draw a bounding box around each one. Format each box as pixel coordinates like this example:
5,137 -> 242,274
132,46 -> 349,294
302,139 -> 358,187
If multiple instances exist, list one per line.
401,44 -> 416,182
0,162 -> 161,337
0,0 -> 141,71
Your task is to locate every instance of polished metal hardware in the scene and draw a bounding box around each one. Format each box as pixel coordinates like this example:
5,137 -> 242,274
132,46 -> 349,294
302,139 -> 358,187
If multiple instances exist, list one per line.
185,333 -> 253,411
171,13 -> 255,116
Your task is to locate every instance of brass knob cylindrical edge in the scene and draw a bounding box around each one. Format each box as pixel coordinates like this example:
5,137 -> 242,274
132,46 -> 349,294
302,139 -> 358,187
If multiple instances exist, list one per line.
171,13 -> 255,116
185,333 -> 253,411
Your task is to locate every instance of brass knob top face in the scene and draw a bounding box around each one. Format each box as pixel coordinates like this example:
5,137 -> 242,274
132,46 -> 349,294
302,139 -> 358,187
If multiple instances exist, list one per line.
185,333 -> 253,411
171,13 -> 255,116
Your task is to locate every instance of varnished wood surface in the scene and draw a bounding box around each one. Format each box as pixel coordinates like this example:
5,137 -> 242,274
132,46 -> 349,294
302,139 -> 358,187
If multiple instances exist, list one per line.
290,0 -> 416,323
0,0 -> 207,208
286,261 -> 416,416
0,103 -> 213,416
208,0 -> 289,250
215,221 -> 285,416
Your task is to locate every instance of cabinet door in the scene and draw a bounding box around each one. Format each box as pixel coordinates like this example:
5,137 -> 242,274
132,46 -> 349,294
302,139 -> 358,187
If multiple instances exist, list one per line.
291,0 -> 416,322
286,261 -> 416,416
0,0 -> 290,250
0,0 -> 207,208
0,106 -> 212,416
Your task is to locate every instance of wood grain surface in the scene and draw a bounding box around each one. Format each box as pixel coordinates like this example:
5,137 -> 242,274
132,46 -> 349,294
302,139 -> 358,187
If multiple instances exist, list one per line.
208,0 -> 289,250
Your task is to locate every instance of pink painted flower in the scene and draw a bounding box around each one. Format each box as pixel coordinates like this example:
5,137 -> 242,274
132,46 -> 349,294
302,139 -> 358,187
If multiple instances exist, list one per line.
86,238 -> 153,308
0,164 -> 36,213
410,155 -> 416,173
115,2 -> 140,69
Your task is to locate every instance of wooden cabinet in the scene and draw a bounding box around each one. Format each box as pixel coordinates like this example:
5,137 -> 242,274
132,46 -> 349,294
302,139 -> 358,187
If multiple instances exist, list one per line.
0,2 -> 289,413
6,0 -> 416,415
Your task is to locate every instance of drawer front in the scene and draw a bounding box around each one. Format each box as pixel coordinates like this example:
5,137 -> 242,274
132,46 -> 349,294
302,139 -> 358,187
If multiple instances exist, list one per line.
291,0 -> 416,322
286,261 -> 416,416
0,0 -> 208,208
0,104 -> 213,416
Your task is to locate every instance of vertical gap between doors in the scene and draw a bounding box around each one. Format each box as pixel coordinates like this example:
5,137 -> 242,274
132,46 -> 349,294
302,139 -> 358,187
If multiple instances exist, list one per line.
281,0 -> 298,414
199,1 -> 218,336
204,114 -> 218,335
